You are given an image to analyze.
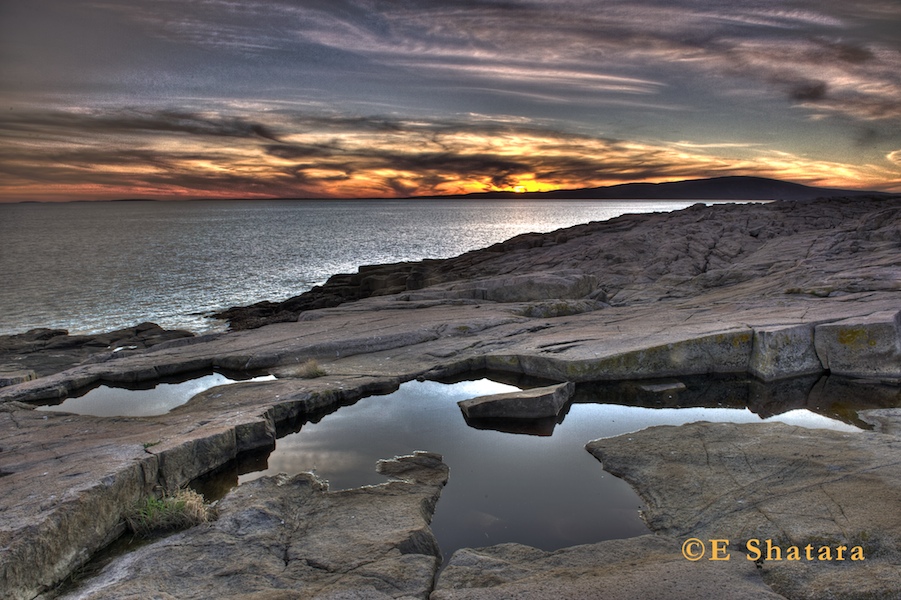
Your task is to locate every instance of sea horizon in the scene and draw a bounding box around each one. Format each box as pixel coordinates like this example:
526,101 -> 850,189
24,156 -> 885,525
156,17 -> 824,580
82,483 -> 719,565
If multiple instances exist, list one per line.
1,174 -> 889,205
1,198 -> 754,337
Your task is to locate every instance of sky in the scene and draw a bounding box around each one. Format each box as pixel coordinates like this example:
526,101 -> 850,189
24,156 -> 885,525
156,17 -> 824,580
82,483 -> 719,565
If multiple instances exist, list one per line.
1,0 -> 900,201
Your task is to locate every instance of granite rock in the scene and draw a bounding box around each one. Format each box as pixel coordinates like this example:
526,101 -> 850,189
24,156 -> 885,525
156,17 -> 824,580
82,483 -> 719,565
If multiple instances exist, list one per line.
59,452 -> 448,600
432,536 -> 786,600
216,196 -> 901,330
814,310 -> 901,379
0,376 -> 403,600
458,382 -> 574,420
1,196 -> 901,598
0,323 -> 195,386
586,422 -> 901,600
749,323 -> 823,381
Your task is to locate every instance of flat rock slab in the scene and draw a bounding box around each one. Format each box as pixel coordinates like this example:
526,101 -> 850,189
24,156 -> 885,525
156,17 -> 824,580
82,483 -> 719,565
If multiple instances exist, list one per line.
59,452 -> 448,600
586,422 -> 901,600
0,323 -> 196,382
458,382 -> 574,420
861,408 -> 901,436
0,375 -> 400,600
0,369 -> 36,386
432,536 -> 785,600
2,196 -> 901,597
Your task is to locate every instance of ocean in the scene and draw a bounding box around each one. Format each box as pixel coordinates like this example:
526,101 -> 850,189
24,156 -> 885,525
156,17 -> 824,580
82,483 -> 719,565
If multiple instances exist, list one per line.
1,198 -> 730,336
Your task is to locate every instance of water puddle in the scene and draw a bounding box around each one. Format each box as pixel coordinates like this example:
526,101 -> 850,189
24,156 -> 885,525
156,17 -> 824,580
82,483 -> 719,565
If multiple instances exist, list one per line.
193,374 -> 875,564
36,371 -> 276,417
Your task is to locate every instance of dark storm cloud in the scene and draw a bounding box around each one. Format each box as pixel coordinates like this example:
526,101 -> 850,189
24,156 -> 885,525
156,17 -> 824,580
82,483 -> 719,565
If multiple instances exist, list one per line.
823,41 -> 875,64
0,109 -> 281,142
264,144 -> 339,160
369,152 -> 527,176
0,106 -> 643,194
790,81 -> 829,103
257,113 -> 727,192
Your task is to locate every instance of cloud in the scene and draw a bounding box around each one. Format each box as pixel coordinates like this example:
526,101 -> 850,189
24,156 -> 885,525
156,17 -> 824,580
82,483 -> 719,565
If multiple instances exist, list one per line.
789,81 -> 829,102
3,1 -> 900,200
65,0 -> 899,123
264,144 -> 338,160
2,107 -> 898,200
0,108 -> 281,141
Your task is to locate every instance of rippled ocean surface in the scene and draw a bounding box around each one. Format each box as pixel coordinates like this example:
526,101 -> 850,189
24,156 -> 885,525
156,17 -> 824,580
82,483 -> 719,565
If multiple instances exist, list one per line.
1,198 -> 718,336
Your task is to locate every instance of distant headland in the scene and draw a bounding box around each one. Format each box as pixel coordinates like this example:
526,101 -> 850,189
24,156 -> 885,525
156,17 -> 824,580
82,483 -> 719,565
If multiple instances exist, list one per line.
422,175 -> 888,201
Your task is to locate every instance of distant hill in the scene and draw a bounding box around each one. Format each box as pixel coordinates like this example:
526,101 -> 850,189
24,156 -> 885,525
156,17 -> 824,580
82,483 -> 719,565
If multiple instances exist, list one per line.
430,176 -> 886,201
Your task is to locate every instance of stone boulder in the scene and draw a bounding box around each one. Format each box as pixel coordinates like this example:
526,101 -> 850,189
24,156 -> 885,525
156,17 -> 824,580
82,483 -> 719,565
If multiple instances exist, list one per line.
458,382 -> 574,420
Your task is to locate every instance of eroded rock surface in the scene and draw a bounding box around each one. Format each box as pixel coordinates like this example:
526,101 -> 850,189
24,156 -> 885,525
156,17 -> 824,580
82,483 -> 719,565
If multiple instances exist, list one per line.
814,310 -> 901,379
433,536 -> 786,600
0,322 -> 196,384
3,196 -> 901,403
2,196 -> 901,598
216,196 -> 901,331
58,452 -> 448,600
0,376 -> 401,600
586,421 -> 901,600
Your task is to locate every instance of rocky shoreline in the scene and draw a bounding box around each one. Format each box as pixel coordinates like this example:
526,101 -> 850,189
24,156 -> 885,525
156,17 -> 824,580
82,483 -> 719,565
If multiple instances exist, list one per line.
2,195 -> 900,599
214,195 -> 901,331
0,322 -> 195,386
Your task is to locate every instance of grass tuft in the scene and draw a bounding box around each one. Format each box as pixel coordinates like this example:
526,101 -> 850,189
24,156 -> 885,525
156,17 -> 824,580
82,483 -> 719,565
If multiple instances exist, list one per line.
293,358 -> 327,379
125,488 -> 210,537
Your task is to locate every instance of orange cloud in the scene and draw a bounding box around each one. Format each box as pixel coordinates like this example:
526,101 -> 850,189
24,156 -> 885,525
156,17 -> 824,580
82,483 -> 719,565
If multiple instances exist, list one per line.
1,109 -> 898,201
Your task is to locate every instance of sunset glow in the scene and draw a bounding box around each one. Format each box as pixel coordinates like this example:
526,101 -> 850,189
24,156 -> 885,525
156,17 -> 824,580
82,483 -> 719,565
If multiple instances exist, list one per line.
1,1 -> 899,201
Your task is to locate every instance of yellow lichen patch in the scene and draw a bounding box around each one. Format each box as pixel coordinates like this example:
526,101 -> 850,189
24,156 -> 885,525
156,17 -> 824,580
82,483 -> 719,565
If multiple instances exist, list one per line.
837,328 -> 872,348
732,332 -> 753,348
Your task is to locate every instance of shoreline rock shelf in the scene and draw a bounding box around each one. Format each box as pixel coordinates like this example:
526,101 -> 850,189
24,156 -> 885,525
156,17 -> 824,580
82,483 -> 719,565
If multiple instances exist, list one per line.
2,195 -> 901,598
586,422 -> 901,600
212,195 -> 901,331
56,453 -> 449,600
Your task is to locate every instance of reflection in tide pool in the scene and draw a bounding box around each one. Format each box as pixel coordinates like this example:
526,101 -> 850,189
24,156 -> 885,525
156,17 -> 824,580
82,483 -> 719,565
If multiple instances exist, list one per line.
237,378 -> 858,562
576,404 -> 861,437
37,372 -> 276,417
